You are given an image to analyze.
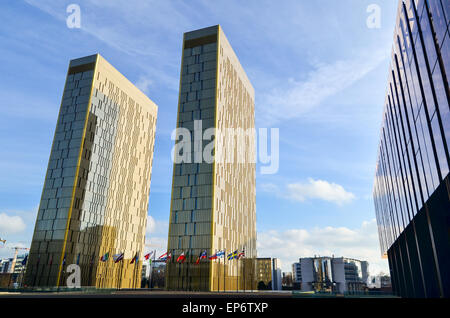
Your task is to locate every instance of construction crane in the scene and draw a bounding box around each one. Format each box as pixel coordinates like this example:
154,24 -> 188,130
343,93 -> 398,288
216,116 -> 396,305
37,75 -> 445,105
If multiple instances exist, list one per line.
9,247 -> 30,274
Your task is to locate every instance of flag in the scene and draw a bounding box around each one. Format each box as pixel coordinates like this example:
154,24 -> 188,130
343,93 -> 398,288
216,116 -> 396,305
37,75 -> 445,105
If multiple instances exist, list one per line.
227,250 -> 238,260
113,253 -> 124,263
100,252 -> 109,262
208,253 -> 218,260
158,252 -> 168,260
62,254 -> 66,265
159,252 -> 171,262
144,251 -> 153,260
196,250 -> 207,264
210,250 -> 225,260
130,252 -> 139,264
238,250 -> 245,259
48,255 -> 53,265
76,253 -> 80,265
177,251 -> 186,263
22,255 -> 28,266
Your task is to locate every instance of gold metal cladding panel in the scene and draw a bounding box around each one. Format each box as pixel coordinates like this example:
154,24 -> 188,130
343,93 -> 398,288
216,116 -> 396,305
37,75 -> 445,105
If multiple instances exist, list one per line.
24,54 -> 157,288
255,258 -> 272,288
211,26 -> 256,291
209,29 -> 256,290
166,29 -> 217,291
24,59 -> 98,287
92,55 -> 157,288
166,26 -> 256,291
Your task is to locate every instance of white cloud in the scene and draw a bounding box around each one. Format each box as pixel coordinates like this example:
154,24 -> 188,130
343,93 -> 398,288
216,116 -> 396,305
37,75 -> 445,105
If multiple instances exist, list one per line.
0,213 -> 26,234
145,215 -> 168,258
258,49 -> 388,126
257,219 -> 389,275
146,215 -> 156,235
261,178 -> 356,205
0,241 -> 29,259
287,178 -> 355,205
24,0 -> 184,91
146,215 -> 168,236
135,76 -> 153,94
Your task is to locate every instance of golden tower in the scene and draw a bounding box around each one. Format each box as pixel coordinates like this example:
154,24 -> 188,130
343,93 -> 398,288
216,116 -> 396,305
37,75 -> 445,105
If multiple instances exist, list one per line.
24,54 -> 158,288
166,25 -> 257,291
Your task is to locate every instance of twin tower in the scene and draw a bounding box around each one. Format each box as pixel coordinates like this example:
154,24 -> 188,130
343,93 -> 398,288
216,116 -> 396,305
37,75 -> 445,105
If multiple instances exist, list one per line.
24,25 -> 257,291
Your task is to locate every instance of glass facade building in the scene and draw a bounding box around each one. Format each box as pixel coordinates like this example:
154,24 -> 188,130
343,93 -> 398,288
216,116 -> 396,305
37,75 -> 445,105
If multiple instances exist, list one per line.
166,25 -> 257,291
373,0 -> 450,298
24,54 -> 158,288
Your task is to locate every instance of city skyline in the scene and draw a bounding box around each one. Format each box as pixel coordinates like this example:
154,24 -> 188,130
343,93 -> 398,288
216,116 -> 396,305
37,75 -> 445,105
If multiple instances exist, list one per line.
0,0 -> 401,275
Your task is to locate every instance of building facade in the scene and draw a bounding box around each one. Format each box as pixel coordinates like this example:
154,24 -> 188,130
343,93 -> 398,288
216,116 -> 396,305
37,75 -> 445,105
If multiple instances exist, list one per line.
368,274 -> 392,290
166,25 -> 256,291
373,0 -> 450,298
255,258 -> 271,290
292,257 -> 368,293
254,258 -> 282,290
24,54 -> 158,288
282,272 -> 293,288
271,258 -> 282,290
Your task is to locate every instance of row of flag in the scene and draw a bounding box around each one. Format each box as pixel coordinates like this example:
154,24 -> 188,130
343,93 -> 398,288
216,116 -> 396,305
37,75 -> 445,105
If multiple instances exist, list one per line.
98,252 -> 137,264
97,249 -> 245,265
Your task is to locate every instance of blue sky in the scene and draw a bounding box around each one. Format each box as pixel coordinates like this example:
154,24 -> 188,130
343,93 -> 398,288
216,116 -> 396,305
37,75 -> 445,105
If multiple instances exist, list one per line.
0,0 -> 398,274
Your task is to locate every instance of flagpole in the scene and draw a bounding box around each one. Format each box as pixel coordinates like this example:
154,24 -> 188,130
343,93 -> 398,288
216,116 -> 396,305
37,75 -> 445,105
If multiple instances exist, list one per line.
244,256 -> 246,292
117,257 -> 119,289
188,249 -> 191,292
118,254 -> 124,290
153,249 -> 156,288
148,252 -> 152,289
133,252 -> 137,289
135,252 -> 139,289
148,250 -> 154,289
132,253 -> 135,289
216,250 -> 219,293
236,254 -> 239,293
224,250 -> 226,293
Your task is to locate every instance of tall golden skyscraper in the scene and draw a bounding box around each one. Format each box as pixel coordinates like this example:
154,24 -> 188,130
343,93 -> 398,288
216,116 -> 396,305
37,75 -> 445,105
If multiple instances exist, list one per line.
24,54 -> 158,288
166,25 -> 257,291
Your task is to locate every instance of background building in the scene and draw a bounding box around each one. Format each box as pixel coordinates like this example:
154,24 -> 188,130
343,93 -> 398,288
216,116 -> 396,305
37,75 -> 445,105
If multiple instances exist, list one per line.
272,258 -> 282,291
141,261 -> 166,289
282,272 -> 293,289
368,273 -> 392,291
373,0 -> 450,298
254,258 -> 282,290
166,25 -> 256,291
292,256 -> 369,293
0,254 -> 28,288
24,54 -> 158,288
255,258 -> 271,290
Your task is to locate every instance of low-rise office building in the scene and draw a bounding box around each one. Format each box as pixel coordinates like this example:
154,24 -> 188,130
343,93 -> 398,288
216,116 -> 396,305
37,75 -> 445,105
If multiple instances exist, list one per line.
292,256 -> 369,293
255,258 -> 282,290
